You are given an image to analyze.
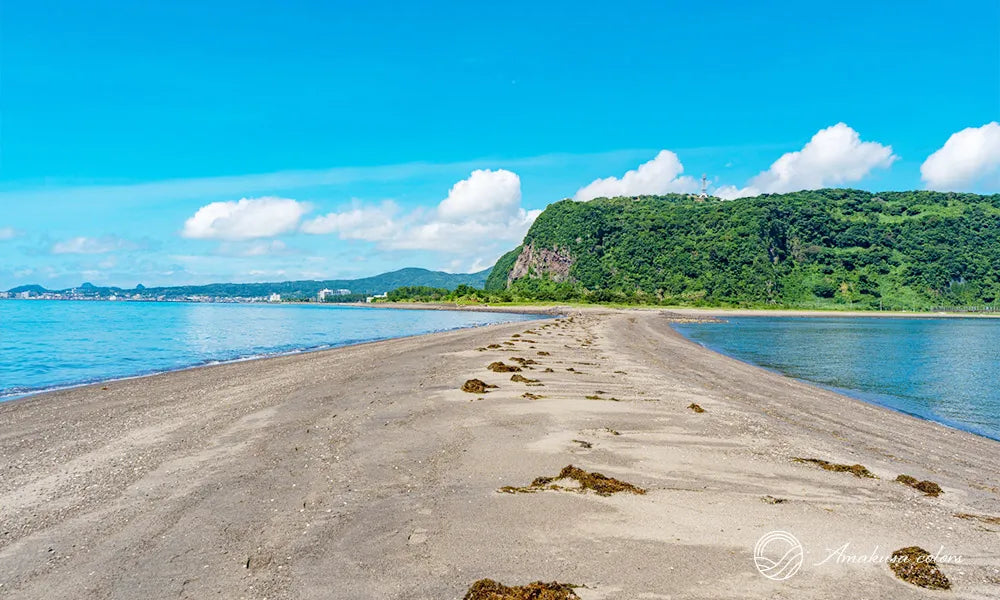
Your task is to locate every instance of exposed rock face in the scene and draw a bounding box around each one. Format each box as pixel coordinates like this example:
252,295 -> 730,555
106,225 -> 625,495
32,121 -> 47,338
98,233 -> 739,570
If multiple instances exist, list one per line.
507,243 -> 574,284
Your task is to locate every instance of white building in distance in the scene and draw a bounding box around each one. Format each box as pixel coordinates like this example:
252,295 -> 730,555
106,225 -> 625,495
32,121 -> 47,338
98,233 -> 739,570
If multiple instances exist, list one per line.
268,293 -> 281,303
319,288 -> 351,301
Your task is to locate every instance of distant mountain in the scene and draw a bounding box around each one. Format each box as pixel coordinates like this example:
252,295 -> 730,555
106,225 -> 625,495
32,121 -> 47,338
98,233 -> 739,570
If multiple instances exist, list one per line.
7,267 -> 492,299
7,284 -> 50,295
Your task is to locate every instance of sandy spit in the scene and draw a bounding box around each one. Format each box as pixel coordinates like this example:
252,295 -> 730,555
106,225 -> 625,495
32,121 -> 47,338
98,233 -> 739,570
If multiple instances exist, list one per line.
0,309 -> 998,599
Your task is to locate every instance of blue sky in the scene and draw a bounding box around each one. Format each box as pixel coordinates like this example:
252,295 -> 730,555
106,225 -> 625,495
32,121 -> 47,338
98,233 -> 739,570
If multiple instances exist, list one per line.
1,0 -> 998,289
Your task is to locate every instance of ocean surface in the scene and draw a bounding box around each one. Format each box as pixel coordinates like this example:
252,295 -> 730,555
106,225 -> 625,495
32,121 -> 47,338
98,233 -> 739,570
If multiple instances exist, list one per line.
672,316 -> 1000,442
0,300 -> 543,400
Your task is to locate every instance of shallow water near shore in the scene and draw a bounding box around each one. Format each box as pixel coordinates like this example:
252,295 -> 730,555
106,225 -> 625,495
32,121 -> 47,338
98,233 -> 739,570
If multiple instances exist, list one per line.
672,316 -> 1000,442
0,300 -> 542,400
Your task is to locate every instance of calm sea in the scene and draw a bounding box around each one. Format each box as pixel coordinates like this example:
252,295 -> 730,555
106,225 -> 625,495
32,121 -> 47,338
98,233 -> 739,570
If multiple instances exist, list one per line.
0,300 -> 542,400
672,316 -> 1000,442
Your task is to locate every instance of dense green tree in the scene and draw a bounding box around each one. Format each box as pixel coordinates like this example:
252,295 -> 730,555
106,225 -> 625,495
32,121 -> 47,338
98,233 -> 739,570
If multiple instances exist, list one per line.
483,189 -> 1000,310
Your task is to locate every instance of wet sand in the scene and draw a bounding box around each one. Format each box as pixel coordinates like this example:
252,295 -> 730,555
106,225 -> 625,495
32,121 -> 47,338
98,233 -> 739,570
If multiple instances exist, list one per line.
1,309 -> 998,598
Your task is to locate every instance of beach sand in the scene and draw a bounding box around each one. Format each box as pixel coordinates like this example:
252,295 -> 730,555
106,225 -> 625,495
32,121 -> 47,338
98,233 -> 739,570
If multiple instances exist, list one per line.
1,309 -> 998,599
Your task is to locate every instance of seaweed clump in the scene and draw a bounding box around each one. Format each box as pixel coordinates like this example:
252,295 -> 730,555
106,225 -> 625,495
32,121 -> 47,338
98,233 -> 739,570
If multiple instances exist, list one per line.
499,464 -> 645,497
792,457 -> 876,478
889,546 -> 951,590
510,374 -> 540,384
462,379 -> 497,394
463,579 -> 580,600
488,361 -> 522,373
896,474 -> 943,497
509,357 -> 539,366
688,403 -> 705,413
954,512 -> 1000,525
521,392 -> 544,400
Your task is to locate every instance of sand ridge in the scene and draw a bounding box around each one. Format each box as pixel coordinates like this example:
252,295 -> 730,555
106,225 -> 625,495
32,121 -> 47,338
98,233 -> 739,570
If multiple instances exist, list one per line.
0,310 -> 998,598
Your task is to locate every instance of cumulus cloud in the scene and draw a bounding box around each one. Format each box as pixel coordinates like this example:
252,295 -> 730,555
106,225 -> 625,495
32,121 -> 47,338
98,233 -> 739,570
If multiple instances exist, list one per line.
0,227 -> 19,241
716,123 -> 897,199
438,169 -> 522,221
181,197 -> 309,241
301,169 -> 540,254
713,184 -> 756,201
921,122 -> 1000,191
573,150 -> 699,201
300,200 -> 402,241
51,235 -> 139,255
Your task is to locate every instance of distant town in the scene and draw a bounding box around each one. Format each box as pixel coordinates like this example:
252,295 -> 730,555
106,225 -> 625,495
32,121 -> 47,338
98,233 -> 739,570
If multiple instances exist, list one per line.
0,287 -> 389,304
0,267 -> 488,305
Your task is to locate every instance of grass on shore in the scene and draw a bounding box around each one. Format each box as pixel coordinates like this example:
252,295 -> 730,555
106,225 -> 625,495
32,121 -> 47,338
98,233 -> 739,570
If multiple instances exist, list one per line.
370,298 -> 1000,317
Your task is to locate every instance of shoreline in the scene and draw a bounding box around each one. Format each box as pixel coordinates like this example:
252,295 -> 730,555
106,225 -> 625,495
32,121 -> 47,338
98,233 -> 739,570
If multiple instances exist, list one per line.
673,326 -> 1000,444
9,296 -> 1000,319
368,303 -> 1000,443
360,300 -> 1000,319
0,308 -> 552,405
7,301 -> 1000,449
1,310 -> 998,598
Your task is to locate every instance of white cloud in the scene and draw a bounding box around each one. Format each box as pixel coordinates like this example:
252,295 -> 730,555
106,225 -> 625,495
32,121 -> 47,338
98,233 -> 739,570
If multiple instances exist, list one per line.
51,235 -> 137,255
0,227 -> 19,241
181,197 -> 309,241
921,122 -> 1000,191
574,150 -> 699,201
713,184 -> 756,200
467,257 -> 491,272
438,169 -> 522,221
301,169 -> 540,256
215,240 -> 289,257
300,200 -> 401,241
716,123 -> 897,199
391,210 -> 540,251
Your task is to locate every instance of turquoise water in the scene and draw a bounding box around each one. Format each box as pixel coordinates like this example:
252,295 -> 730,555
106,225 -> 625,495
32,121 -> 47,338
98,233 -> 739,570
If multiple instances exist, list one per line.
0,301 -> 542,400
672,317 -> 1000,442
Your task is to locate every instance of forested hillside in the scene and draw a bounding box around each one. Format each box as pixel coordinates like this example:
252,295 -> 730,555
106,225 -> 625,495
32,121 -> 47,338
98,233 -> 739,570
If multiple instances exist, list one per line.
485,189 -> 1000,309
9,267 -> 491,299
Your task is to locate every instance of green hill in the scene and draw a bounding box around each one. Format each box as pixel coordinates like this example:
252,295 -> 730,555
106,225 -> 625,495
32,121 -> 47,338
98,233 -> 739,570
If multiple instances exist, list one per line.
486,189 -> 1000,310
